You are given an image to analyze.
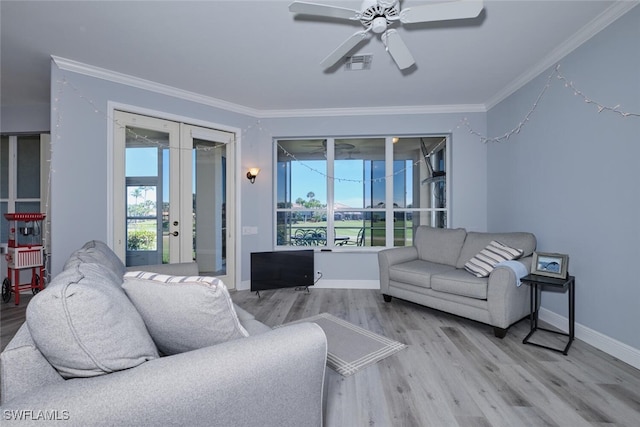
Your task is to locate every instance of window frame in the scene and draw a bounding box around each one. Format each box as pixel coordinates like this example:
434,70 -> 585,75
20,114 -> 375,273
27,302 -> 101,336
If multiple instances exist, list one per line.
274,134 -> 450,251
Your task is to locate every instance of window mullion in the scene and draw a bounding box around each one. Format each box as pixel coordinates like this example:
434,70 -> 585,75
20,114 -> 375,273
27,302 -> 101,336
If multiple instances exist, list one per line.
326,138 -> 335,246
385,136 -> 393,247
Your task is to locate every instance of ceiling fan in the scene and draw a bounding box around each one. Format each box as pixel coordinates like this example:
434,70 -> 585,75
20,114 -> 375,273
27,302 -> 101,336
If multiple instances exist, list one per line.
303,139 -> 358,154
289,0 -> 484,70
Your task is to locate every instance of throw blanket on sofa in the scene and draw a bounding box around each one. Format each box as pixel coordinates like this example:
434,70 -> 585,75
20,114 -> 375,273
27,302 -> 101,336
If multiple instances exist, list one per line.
495,260 -> 528,286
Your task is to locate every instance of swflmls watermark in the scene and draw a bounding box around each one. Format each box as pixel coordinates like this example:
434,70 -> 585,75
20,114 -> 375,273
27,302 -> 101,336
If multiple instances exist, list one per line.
3,409 -> 70,421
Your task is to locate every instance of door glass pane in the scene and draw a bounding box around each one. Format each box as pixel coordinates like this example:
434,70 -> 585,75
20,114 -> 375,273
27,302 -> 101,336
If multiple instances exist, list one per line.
16,135 -> 41,199
126,184 -> 158,251
193,139 -> 226,275
125,147 -> 158,176
125,126 -> 167,266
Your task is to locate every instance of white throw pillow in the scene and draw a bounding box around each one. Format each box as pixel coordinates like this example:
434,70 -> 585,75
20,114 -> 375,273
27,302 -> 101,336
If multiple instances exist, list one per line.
464,240 -> 523,278
123,272 -> 249,355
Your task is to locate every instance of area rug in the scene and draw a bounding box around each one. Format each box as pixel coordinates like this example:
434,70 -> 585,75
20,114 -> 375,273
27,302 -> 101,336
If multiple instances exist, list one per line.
284,313 -> 407,376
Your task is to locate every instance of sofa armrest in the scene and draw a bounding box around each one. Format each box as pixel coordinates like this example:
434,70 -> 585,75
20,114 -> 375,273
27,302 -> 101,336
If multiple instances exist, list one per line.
486,256 -> 533,328
378,246 -> 418,294
0,323 -> 327,427
125,261 -> 200,276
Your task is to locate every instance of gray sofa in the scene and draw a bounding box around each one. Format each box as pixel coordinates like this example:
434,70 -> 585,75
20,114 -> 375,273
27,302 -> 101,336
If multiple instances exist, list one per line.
378,226 -> 536,338
1,241 -> 327,426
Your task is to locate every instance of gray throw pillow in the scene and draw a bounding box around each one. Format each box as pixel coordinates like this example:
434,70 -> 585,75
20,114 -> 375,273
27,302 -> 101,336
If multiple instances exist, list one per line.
26,262 -> 159,379
123,272 -> 249,356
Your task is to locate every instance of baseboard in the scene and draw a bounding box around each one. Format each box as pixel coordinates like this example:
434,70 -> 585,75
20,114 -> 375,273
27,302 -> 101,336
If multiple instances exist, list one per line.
539,307 -> 640,370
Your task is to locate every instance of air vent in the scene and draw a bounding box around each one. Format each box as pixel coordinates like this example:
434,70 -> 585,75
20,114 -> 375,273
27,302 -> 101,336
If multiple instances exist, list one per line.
345,54 -> 372,71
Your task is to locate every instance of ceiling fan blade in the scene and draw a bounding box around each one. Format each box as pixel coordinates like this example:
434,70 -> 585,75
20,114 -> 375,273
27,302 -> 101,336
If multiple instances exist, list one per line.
382,30 -> 415,70
400,0 -> 483,24
320,31 -> 369,69
289,1 -> 361,20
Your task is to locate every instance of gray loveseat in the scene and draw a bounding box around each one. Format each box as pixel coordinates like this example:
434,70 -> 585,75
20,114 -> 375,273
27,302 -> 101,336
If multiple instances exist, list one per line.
1,241 -> 327,426
378,226 -> 536,338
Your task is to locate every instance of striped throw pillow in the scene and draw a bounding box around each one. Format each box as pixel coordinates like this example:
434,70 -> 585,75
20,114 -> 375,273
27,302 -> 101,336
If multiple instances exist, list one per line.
464,240 -> 523,278
122,272 -> 249,355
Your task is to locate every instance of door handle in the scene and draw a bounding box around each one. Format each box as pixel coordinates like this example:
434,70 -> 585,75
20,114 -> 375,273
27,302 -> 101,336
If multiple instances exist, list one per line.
170,231 -> 179,237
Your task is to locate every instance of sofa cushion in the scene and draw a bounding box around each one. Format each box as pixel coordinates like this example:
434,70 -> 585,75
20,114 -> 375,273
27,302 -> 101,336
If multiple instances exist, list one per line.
0,323 -> 65,404
389,259 -> 456,288
464,240 -> 524,278
63,249 -> 123,287
456,231 -> 536,269
414,226 -> 467,267
26,262 -> 159,379
64,240 -> 126,283
123,272 -> 249,355
81,240 -> 126,277
431,269 -> 489,300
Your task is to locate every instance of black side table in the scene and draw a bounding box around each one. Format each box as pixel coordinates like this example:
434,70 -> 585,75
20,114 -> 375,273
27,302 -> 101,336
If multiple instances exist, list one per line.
521,273 -> 575,355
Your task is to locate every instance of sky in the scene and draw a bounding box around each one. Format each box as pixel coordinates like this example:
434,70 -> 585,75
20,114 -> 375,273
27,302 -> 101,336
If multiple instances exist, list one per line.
127,149 -> 415,209
290,159 -> 413,208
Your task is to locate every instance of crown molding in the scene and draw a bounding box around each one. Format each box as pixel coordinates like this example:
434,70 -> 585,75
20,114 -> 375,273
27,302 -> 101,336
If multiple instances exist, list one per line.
484,1 -> 639,110
52,56 -> 485,119
257,103 -> 486,118
52,56 -> 261,118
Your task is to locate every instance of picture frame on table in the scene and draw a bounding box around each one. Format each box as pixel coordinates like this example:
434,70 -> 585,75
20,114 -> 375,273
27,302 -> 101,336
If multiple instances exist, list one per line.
531,252 -> 569,279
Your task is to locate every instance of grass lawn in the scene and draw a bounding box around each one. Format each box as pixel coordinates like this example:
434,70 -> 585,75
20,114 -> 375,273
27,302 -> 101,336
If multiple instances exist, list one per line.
129,218 -> 415,253
286,219 -> 413,246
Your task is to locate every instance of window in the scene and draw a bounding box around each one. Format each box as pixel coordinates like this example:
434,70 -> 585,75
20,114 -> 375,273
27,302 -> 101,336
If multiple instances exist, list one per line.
0,134 -> 50,245
275,136 -> 448,249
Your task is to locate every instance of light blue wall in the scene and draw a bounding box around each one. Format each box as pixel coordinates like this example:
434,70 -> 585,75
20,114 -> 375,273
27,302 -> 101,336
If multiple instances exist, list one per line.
0,103 -> 50,133
49,63 -> 488,284
248,112 -> 488,287
48,67 -> 254,275
487,7 -> 640,350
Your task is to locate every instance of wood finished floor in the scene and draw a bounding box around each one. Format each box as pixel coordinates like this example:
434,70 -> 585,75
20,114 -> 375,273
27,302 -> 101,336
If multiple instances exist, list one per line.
232,288 -> 640,427
2,289 -> 639,426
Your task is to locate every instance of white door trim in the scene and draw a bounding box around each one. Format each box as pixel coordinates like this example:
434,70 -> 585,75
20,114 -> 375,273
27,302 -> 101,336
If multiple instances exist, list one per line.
107,101 -> 242,287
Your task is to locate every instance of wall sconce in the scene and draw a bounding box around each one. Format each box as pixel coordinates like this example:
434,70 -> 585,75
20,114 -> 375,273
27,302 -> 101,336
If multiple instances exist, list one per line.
246,168 -> 260,184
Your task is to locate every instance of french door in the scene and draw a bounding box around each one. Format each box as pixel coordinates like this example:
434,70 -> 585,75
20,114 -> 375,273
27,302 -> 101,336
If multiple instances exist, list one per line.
113,111 -> 235,286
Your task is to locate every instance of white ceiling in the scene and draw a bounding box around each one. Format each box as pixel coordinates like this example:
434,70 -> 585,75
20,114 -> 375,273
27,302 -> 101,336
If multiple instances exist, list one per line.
1,0 -> 636,115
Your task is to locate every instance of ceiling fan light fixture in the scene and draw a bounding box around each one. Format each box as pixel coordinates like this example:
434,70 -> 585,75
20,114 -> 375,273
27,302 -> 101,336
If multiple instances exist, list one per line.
377,0 -> 398,8
371,16 -> 388,33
